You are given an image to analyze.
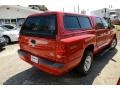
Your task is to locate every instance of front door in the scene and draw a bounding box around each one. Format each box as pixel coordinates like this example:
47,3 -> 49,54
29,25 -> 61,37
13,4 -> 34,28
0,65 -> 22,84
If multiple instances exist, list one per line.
101,18 -> 111,45
95,17 -> 107,48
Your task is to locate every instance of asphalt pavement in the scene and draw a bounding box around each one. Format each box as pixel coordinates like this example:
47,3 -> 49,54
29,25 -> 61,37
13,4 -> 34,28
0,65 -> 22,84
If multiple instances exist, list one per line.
0,42 -> 120,85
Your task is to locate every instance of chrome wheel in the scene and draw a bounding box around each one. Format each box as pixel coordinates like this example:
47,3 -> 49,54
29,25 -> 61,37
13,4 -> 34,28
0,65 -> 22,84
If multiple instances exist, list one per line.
84,55 -> 92,72
77,50 -> 93,76
111,38 -> 117,49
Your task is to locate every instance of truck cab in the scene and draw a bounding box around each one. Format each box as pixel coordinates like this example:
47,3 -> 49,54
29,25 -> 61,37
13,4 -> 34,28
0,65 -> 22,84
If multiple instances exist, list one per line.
18,12 -> 117,76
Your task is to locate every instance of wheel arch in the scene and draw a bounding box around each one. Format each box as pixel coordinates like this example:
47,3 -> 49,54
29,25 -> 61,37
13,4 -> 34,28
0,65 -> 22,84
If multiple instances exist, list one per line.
3,35 -> 11,42
84,44 -> 94,53
113,33 -> 117,38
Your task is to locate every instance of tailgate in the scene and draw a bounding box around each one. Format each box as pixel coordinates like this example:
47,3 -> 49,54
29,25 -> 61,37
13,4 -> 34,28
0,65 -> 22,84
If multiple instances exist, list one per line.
19,35 -> 57,62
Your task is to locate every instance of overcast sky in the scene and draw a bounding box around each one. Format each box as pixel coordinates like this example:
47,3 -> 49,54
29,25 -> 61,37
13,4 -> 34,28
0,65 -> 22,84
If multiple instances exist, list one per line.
0,0 -> 120,14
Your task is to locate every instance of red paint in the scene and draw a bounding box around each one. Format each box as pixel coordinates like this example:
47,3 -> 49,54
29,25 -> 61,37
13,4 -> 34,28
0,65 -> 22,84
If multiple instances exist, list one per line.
18,12 -> 116,76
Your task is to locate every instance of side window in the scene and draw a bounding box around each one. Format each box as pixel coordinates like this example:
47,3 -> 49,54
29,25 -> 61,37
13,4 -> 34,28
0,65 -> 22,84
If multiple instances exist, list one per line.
95,17 -> 105,29
78,16 -> 92,29
64,15 -> 80,30
101,18 -> 109,28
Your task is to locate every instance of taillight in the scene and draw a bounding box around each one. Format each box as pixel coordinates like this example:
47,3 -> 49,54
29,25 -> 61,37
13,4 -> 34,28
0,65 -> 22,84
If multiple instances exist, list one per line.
56,42 -> 66,58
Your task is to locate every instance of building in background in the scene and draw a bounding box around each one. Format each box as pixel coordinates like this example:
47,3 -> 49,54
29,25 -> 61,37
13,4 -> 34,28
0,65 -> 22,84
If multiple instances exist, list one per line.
0,5 -> 42,26
81,9 -> 86,14
91,8 -> 120,20
91,8 -> 110,18
110,9 -> 120,20
91,8 -> 120,25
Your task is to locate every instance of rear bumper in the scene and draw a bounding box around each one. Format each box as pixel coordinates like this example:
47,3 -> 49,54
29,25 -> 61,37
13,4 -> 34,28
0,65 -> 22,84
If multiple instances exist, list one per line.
18,49 -> 74,76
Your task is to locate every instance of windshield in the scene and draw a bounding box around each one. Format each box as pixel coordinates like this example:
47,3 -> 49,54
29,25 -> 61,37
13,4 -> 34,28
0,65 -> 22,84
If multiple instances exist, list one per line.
0,26 -> 10,31
3,25 -> 14,29
20,14 -> 57,38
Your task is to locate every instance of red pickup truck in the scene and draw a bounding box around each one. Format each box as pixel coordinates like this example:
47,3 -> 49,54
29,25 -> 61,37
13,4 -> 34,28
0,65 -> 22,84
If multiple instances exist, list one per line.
18,12 -> 117,76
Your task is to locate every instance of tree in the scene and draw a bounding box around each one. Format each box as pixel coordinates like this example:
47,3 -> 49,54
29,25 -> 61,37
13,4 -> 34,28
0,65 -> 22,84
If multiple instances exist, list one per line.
28,5 -> 48,11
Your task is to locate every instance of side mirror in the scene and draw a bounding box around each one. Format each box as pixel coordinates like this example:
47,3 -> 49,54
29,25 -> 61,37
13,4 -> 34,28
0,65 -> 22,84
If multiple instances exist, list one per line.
108,24 -> 115,30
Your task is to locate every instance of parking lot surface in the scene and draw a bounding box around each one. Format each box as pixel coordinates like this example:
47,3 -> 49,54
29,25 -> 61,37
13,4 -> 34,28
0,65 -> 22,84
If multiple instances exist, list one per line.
0,42 -> 120,85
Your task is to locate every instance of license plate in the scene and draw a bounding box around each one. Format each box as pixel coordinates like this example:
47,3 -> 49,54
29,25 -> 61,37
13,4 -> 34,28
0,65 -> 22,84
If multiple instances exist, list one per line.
31,55 -> 38,64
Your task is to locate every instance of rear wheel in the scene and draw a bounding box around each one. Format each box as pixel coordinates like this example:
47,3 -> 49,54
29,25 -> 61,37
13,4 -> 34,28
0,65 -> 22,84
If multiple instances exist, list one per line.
4,36 -> 10,45
77,50 -> 93,76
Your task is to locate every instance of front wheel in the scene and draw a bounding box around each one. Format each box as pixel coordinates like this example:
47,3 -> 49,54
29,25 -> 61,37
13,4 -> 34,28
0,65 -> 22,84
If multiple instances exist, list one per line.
77,50 -> 93,76
110,38 -> 117,49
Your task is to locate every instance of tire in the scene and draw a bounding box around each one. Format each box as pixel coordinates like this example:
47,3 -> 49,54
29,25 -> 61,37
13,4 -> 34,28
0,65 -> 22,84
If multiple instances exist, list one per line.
77,50 -> 93,76
110,38 -> 117,49
4,36 -> 10,44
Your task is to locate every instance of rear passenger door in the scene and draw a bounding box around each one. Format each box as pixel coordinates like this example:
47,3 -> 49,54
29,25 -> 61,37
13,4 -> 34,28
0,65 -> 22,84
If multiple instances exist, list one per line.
95,17 -> 107,48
